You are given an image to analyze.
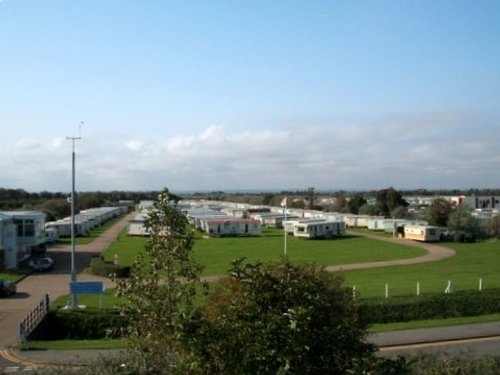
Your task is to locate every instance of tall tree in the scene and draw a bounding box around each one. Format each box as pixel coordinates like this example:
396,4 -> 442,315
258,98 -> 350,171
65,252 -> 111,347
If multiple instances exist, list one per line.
306,186 -> 316,210
347,193 -> 367,214
448,204 -> 480,235
427,197 -> 453,227
262,193 -> 275,206
332,191 -> 348,212
487,215 -> 500,239
115,188 -> 202,373
376,187 -> 408,217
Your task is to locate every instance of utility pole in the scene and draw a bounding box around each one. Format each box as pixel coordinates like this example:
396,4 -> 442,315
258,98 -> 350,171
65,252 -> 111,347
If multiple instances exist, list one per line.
66,123 -> 82,309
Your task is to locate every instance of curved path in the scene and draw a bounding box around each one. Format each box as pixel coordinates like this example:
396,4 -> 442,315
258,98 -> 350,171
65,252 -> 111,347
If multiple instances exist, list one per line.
324,231 -> 456,272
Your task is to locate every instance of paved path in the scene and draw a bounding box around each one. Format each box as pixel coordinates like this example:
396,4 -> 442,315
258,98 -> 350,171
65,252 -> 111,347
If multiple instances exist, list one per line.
0,211 -> 137,349
325,231 -> 456,272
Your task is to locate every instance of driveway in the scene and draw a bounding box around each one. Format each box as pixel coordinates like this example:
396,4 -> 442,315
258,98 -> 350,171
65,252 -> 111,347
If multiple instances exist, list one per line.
0,211 -> 137,349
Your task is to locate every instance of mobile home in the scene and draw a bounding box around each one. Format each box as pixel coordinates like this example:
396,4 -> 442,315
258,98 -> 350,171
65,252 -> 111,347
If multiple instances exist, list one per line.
404,225 -> 440,242
293,220 -> 345,239
205,218 -> 261,237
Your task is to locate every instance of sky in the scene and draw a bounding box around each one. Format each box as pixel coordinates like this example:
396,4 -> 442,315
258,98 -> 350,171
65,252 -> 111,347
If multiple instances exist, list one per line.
1,0 -> 499,193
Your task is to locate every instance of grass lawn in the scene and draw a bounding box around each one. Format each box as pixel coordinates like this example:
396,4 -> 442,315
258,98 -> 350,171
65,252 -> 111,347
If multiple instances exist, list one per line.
194,229 -> 426,276
50,289 -> 124,310
368,313 -> 500,333
344,239 -> 500,298
0,270 -> 29,282
102,228 -> 426,276
24,338 -> 128,350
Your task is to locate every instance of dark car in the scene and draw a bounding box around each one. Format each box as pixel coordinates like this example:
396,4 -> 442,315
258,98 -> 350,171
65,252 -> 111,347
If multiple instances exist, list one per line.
0,279 -> 16,297
29,257 -> 54,272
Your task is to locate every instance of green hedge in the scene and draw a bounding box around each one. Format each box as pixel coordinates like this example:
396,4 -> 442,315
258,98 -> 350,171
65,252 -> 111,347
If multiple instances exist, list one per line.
360,289 -> 500,324
89,256 -> 131,278
31,309 -> 126,340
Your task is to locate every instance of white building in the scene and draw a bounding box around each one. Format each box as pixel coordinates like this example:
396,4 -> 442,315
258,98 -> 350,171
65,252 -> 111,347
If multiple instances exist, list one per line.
0,211 -> 47,268
0,213 -> 16,269
293,220 -> 345,239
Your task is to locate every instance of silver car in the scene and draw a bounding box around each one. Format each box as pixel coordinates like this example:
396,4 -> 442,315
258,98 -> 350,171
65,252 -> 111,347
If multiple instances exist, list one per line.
30,257 -> 54,272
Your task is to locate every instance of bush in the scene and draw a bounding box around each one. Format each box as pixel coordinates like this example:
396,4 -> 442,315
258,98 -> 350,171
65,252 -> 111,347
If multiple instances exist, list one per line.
31,309 -> 126,340
464,232 -> 477,243
90,256 -> 130,278
184,260 -> 376,374
361,289 -> 500,324
453,231 -> 466,242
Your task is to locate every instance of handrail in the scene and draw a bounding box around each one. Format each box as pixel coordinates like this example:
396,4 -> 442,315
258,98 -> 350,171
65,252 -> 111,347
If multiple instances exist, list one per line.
17,294 -> 50,346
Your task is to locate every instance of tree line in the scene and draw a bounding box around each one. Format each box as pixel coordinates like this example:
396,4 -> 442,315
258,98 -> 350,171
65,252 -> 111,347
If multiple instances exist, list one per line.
0,188 -> 160,221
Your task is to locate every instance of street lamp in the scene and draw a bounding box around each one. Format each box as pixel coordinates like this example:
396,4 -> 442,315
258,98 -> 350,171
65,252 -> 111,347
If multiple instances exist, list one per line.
67,124 -> 82,309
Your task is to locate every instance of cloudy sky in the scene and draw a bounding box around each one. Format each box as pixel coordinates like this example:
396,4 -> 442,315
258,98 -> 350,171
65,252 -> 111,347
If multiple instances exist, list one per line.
1,1 -> 499,193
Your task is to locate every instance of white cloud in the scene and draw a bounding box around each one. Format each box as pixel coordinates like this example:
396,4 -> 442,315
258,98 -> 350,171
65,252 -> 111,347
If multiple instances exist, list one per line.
126,140 -> 145,152
1,112 -> 499,192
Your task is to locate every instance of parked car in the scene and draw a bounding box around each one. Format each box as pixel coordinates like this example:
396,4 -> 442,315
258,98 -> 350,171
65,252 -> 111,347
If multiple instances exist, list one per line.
29,257 -> 54,272
0,279 -> 16,297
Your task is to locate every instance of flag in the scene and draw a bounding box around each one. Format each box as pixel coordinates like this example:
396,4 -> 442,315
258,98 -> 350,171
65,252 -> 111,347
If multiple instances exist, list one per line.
280,196 -> 287,207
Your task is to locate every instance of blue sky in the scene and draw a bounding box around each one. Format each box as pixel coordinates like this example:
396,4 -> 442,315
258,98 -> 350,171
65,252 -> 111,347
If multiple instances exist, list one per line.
1,1 -> 499,192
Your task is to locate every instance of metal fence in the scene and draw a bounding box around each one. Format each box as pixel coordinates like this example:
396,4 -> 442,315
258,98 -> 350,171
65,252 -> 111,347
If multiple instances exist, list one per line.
17,294 -> 50,347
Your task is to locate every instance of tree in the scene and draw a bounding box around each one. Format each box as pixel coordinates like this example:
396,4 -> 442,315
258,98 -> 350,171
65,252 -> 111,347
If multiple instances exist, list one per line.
487,215 -> 500,239
376,187 -> 408,217
185,260 -> 376,374
347,193 -> 367,214
447,205 -> 475,230
115,188 -> 202,373
391,205 -> 415,219
332,191 -> 348,212
427,197 -> 453,227
262,193 -> 275,206
359,203 -> 380,216
306,186 -> 315,210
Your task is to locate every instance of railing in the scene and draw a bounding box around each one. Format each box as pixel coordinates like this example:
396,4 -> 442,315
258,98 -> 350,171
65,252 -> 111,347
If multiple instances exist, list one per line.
17,294 -> 50,346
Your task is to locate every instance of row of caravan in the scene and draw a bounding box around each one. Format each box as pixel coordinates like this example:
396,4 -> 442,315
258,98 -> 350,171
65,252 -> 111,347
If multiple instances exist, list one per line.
45,206 -> 129,237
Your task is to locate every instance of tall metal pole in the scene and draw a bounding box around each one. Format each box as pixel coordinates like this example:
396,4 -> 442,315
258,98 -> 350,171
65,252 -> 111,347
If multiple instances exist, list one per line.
67,125 -> 81,309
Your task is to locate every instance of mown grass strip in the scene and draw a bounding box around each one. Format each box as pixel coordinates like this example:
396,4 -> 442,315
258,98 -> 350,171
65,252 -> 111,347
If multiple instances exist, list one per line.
368,313 -> 500,333
23,338 -> 128,350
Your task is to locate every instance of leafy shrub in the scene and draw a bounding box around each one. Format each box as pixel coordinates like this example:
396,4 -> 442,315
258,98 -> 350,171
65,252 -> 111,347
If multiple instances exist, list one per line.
361,289 -> 500,324
31,309 -> 126,340
464,231 -> 477,243
453,231 -> 465,242
90,256 -> 130,278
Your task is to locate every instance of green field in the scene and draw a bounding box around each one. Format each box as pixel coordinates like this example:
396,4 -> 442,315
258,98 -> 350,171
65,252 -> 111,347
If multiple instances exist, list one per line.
50,289 -> 124,310
103,228 -> 427,276
101,228 -> 500,298
343,239 -> 500,298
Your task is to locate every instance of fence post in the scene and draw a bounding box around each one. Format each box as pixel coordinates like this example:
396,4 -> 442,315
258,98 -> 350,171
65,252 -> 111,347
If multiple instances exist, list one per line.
352,286 -> 356,300
385,284 -> 389,299
479,278 -> 483,291
416,282 -> 420,297
445,280 -> 452,294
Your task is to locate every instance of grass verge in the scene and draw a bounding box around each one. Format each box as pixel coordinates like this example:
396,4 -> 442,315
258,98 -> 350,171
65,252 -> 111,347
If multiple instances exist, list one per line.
368,313 -> 500,333
23,338 -> 128,350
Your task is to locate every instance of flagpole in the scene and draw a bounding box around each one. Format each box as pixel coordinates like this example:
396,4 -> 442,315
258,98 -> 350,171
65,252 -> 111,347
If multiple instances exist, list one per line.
282,197 -> 288,258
